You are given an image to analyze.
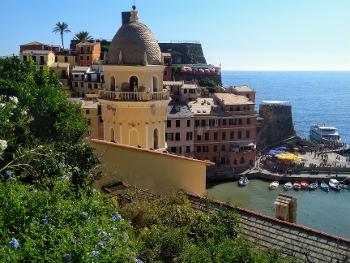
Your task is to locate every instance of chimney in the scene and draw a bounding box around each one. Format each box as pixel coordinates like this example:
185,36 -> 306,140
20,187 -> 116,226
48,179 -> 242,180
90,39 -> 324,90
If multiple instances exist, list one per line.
122,12 -> 131,25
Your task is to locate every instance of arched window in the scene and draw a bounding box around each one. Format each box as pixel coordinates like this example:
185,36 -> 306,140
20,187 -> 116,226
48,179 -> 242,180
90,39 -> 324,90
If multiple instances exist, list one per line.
110,76 -> 116,91
240,157 -> 245,164
110,128 -> 115,142
153,129 -> 159,149
233,159 -> 237,165
152,76 -> 158,92
129,76 -> 138,92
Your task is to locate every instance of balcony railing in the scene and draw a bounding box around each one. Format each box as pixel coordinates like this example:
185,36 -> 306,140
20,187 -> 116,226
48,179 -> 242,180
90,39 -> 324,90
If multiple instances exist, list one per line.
98,90 -> 170,102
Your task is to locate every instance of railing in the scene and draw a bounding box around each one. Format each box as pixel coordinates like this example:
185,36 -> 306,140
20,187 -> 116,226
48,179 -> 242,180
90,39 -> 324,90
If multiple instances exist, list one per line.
98,90 -> 170,102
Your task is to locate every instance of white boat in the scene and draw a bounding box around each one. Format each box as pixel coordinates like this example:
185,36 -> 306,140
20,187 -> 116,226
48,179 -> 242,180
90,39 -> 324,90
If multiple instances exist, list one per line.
310,125 -> 341,145
283,182 -> 293,191
329,179 -> 342,191
269,181 -> 279,190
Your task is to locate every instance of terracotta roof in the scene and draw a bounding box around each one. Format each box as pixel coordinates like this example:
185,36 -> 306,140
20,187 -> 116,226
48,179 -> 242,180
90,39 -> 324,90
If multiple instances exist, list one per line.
188,193 -> 350,263
214,93 -> 254,105
21,41 -> 44,46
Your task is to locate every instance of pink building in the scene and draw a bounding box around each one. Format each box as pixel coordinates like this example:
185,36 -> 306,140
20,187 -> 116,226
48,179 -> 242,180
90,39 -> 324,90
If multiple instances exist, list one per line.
189,93 -> 257,172
165,102 -> 194,157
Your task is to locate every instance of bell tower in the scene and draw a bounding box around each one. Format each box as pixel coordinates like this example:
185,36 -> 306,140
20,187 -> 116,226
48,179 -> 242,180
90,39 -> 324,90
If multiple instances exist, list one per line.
99,6 -> 169,150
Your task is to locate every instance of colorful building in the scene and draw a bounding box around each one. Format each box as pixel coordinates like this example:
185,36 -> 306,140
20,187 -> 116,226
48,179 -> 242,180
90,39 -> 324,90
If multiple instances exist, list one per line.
76,42 -> 101,66
20,50 -> 56,69
49,62 -> 70,91
98,6 -> 169,150
166,102 -> 194,156
20,41 -> 61,53
189,93 -> 257,171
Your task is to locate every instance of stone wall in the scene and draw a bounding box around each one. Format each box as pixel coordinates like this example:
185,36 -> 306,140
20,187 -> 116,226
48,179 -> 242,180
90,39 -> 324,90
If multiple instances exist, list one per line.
257,102 -> 296,150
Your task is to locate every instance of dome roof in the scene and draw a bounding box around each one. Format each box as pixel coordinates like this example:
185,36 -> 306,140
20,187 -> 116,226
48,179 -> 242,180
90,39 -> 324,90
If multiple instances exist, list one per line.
106,10 -> 162,66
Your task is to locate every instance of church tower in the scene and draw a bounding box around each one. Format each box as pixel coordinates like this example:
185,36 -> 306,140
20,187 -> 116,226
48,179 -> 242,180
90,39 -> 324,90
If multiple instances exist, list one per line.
99,6 -> 169,150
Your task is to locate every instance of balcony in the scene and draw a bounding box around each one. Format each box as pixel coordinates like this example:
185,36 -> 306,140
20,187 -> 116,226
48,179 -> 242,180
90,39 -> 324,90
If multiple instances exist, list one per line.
98,90 -> 170,102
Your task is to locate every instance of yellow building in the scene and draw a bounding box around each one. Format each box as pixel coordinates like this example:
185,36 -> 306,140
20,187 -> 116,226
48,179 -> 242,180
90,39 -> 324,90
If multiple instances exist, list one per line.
56,54 -> 77,69
20,50 -> 55,69
49,62 -> 70,91
98,6 -> 169,150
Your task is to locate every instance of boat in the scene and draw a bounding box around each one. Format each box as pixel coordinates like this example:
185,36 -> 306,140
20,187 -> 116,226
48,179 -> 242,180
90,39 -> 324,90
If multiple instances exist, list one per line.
320,181 -> 330,192
310,124 -> 342,145
293,181 -> 301,191
283,182 -> 293,191
238,177 -> 249,187
300,181 -> 309,190
329,179 -> 342,191
308,182 -> 318,191
269,181 -> 279,190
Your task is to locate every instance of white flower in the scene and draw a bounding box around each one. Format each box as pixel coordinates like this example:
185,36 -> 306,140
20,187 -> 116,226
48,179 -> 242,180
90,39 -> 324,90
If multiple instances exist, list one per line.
9,96 -> 18,104
0,103 -> 5,108
0,140 -> 8,151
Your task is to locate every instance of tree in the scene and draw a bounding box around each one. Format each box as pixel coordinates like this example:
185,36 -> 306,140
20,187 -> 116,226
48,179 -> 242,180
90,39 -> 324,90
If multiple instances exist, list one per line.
74,31 -> 94,43
53,22 -> 71,49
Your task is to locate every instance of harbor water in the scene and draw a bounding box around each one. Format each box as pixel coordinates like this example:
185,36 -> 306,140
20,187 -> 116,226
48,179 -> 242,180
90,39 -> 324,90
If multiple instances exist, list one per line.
209,71 -> 350,239
222,71 -> 350,144
207,180 -> 350,239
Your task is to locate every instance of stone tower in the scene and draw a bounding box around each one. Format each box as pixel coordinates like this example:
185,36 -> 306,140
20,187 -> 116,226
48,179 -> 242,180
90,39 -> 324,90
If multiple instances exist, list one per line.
99,6 -> 169,150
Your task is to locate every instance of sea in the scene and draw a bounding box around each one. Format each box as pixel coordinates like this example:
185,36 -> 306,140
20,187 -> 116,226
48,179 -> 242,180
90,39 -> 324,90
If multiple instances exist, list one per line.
207,71 -> 350,239
222,71 -> 350,144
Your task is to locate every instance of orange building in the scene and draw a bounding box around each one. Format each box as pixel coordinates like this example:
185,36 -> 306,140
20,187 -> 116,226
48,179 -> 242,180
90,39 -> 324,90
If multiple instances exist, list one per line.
76,42 -> 101,66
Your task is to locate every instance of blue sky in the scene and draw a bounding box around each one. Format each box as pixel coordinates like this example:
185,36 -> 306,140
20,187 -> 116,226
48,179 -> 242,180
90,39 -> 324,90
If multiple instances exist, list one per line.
1,0 -> 349,70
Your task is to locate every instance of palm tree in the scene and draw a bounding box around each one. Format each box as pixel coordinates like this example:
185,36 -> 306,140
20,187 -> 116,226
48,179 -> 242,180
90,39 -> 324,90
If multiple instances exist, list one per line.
74,31 -> 93,43
53,22 -> 71,49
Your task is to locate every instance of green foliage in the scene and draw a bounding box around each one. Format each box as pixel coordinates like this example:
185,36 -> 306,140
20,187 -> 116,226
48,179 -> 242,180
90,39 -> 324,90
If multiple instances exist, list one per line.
0,180 -> 137,262
117,191 -> 296,263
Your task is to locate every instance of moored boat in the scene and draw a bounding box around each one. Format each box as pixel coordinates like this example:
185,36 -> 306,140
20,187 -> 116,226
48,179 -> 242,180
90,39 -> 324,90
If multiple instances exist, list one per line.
283,182 -> 293,191
293,181 -> 301,191
329,179 -> 342,191
308,182 -> 318,191
310,124 -> 342,146
269,181 -> 279,190
320,181 -> 329,192
300,181 -> 309,190
238,177 -> 249,187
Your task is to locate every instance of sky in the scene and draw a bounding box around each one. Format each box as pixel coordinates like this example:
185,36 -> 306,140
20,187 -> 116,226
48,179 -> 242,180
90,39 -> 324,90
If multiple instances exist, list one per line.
1,0 -> 350,71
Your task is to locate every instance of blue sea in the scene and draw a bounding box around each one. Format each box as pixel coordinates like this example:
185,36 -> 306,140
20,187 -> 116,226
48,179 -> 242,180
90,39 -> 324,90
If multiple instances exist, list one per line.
222,71 -> 350,144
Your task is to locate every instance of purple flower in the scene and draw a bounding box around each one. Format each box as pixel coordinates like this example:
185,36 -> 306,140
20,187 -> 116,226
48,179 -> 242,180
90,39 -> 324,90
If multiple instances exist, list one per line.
97,241 -> 106,249
41,216 -> 49,225
63,253 -> 72,261
91,250 -> 100,259
112,213 -> 122,222
8,238 -> 19,249
136,258 -> 143,263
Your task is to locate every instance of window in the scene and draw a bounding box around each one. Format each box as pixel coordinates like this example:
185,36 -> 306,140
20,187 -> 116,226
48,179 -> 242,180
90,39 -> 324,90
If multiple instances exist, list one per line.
64,56 -> 68,63
166,133 -> 174,141
222,119 -> 227,126
186,132 -> 193,140
213,145 -> 218,152
80,47 -> 84,53
176,120 -> 180,128
87,56 -> 90,61
214,132 -> 218,141
94,84 -> 98,89
247,118 -> 251,125
129,76 -> 139,92
209,119 -> 215,127
87,119 -> 91,125
195,120 -> 199,127
187,120 -> 191,127
167,120 -> 172,128
80,82 -> 84,88
152,76 -> 158,91
240,157 -> 245,164
80,56 -> 83,61
197,146 -> 201,153
178,147 -> 182,154
238,119 -> 243,125
74,82 -> 78,88
229,119 -> 234,125
230,132 -> 235,140
175,133 -> 180,141
222,132 -> 226,140
221,158 -> 226,165
205,133 -> 209,141
184,89 -> 187,94
171,147 -> 177,153
88,83 -> 92,89
197,135 -> 202,141
238,131 -> 242,139
203,146 -> 209,152
186,146 -> 191,153
233,159 -> 237,165
213,157 -> 217,164
40,56 -> 44,65
201,119 -> 206,127
246,130 -> 250,139
23,56 -> 27,61
221,145 -> 226,151
32,56 -> 36,63
86,110 -> 90,114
